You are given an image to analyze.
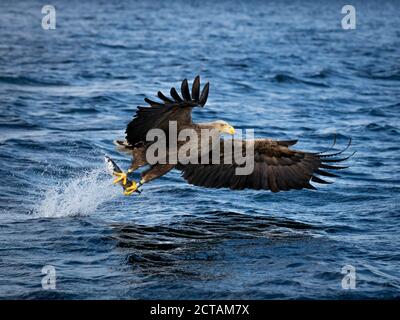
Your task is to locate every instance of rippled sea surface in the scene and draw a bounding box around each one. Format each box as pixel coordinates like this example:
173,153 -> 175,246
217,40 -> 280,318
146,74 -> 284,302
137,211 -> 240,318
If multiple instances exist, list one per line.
0,0 -> 399,299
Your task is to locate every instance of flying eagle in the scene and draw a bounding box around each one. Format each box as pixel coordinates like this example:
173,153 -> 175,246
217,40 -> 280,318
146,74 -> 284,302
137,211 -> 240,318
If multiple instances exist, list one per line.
113,76 -> 351,195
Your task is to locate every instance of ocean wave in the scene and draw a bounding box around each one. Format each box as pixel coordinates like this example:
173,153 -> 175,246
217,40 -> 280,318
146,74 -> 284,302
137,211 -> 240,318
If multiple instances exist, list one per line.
359,70 -> 400,81
365,123 -> 399,134
271,73 -> 329,87
112,211 -> 318,248
0,75 -> 69,86
307,68 -> 347,80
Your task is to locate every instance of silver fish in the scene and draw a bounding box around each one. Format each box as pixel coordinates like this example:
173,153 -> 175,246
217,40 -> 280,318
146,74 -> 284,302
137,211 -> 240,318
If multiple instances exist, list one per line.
104,155 -> 122,175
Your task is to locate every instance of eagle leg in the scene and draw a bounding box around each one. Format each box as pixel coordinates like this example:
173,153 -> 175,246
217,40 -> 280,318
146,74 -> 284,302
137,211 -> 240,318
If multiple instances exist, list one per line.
113,166 -> 137,185
113,171 -> 128,185
123,181 -> 140,196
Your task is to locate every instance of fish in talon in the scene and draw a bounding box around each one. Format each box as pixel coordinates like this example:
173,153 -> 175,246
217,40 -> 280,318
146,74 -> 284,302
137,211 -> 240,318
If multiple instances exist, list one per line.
113,171 -> 128,185
104,155 -> 141,194
123,181 -> 139,195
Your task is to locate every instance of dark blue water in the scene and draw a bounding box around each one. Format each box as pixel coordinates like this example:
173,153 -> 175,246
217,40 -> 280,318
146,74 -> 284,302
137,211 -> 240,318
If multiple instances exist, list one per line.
0,0 -> 399,299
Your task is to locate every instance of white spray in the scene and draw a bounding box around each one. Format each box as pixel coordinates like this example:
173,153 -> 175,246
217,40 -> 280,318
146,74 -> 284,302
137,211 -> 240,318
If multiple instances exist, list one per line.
34,167 -> 118,218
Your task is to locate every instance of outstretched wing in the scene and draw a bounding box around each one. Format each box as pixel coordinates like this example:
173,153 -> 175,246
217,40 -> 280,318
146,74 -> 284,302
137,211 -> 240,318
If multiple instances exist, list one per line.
126,76 -> 210,147
179,138 -> 352,192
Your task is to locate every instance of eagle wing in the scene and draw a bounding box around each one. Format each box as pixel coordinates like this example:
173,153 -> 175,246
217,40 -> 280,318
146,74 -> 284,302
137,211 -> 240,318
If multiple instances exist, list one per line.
179,138 -> 352,192
125,76 -> 209,147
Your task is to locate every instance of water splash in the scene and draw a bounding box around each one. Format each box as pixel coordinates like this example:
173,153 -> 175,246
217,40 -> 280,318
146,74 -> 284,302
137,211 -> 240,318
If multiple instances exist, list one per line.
34,167 -> 118,218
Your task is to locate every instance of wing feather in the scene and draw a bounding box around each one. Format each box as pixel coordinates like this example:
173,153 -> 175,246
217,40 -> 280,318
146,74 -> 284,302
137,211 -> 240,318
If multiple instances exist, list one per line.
179,138 -> 352,192
125,76 -> 209,146
181,79 -> 191,101
192,76 -> 200,101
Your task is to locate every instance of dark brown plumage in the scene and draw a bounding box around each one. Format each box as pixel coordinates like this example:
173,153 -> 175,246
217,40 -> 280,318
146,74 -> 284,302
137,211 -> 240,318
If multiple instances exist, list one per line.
178,138 -> 352,192
125,75 -> 209,147
115,76 -> 352,195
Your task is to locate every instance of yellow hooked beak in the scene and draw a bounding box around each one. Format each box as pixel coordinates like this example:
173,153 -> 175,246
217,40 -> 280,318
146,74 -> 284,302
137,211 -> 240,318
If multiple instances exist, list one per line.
226,125 -> 235,135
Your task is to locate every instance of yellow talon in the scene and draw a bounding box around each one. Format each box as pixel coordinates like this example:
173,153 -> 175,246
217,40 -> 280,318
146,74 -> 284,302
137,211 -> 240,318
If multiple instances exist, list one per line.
113,171 -> 127,185
123,181 -> 138,196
